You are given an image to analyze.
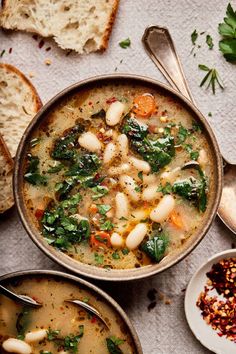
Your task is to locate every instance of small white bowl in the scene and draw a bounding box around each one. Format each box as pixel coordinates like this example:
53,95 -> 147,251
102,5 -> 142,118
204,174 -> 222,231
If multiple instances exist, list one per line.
185,249 -> 236,354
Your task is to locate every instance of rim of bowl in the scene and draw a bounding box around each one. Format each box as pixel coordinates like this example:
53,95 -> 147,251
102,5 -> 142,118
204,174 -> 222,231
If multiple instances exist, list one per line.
13,73 -> 223,281
0,269 -> 143,353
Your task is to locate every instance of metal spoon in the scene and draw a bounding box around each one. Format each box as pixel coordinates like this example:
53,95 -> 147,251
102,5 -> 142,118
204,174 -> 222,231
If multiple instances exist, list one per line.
142,25 -> 236,234
0,284 -> 109,328
0,284 -> 42,308
65,299 -> 109,329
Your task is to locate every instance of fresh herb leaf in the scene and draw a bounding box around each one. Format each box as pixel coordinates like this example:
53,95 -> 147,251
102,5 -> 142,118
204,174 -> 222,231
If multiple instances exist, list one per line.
119,38 -> 131,49
157,182 -> 172,195
122,248 -> 129,255
47,163 -> 64,173
137,171 -> 143,181
190,150 -> 199,160
122,117 -> 148,140
47,328 -> 60,341
176,124 -> 189,144
191,29 -> 198,45
100,220 -> 114,231
199,65 -> 224,94
0,49 -> 5,57
94,253 -> 104,264
206,34 -> 214,49
92,185 -> 108,200
106,337 -> 123,354
134,186 -> 141,192
16,307 -> 32,338
97,204 -> 111,215
64,326 -> 84,353
142,232 -> 169,262
218,3 -> 236,62
66,153 -> 100,177
112,252 -> 120,260
24,155 -> 47,186
109,336 -> 125,346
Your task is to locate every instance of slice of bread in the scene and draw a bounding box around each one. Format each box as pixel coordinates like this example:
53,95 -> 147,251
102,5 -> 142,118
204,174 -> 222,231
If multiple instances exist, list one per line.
0,0 -> 119,54
0,63 -> 42,157
0,133 -> 14,213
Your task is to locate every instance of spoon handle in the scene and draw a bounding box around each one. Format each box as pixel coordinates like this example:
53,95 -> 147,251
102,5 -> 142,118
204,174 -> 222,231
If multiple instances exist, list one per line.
142,25 -> 195,104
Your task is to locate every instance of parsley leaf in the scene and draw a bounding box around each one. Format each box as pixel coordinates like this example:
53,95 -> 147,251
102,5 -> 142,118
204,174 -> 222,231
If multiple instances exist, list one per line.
157,182 -> 172,195
91,185 -> 108,200
24,155 -> 47,186
119,38 -> 131,49
142,232 -> 169,262
106,337 -> 124,354
47,328 -> 60,341
97,204 -> 111,215
112,252 -> 120,260
206,34 -> 214,49
94,253 -> 104,264
218,3 -> 236,62
191,29 -> 198,45
100,220 -> 114,231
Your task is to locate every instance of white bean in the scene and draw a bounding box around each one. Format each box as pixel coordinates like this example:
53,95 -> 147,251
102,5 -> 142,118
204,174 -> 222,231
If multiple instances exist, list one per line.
119,175 -> 141,202
103,142 -> 117,164
142,173 -> 157,185
25,329 -> 47,343
126,223 -> 148,250
106,101 -> 125,126
129,156 -> 151,173
150,195 -> 175,223
131,209 -> 149,222
160,167 -> 181,183
142,184 -> 161,202
116,134 -> 128,160
198,149 -> 207,167
2,338 -> 32,354
78,132 -> 102,152
115,192 -> 129,219
108,163 -> 130,176
110,232 -> 124,247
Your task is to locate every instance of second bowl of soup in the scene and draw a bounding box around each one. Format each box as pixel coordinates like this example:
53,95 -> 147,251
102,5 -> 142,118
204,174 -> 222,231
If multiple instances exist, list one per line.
14,74 -> 222,280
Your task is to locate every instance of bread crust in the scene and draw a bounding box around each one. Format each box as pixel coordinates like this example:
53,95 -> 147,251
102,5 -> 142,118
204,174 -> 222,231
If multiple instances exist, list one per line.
101,0 -> 119,51
0,133 -> 14,213
0,63 -> 42,112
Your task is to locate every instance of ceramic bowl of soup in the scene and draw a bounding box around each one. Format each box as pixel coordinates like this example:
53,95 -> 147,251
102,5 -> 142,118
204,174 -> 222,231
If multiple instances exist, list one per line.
0,270 -> 142,353
14,74 -> 222,280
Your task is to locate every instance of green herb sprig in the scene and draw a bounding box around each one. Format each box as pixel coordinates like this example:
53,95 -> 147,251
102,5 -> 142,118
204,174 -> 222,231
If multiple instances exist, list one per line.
218,3 -> 236,62
198,64 -> 224,94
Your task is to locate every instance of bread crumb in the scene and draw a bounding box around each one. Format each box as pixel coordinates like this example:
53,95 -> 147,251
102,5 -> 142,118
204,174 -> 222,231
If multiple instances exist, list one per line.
29,72 -> 35,78
44,59 -> 52,66
165,299 -> 171,305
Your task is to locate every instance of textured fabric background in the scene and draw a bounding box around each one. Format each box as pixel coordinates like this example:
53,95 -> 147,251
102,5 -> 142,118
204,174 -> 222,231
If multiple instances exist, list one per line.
0,1 -> 235,353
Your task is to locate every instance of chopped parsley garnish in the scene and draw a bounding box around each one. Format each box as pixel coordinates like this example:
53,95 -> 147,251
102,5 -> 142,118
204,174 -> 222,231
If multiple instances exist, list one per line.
119,38 -> 131,49
112,252 -> 120,260
176,124 -> 189,144
47,328 -> 60,341
91,185 -> 108,200
137,171 -> 143,181
100,220 -> 114,231
122,248 -> 129,255
97,204 -> 111,215
64,326 -> 84,353
106,336 -> 124,354
218,3 -> 236,62
198,64 -> 224,94
134,185 -> 141,192
94,253 -> 104,264
157,182 -> 172,195
47,163 -> 64,173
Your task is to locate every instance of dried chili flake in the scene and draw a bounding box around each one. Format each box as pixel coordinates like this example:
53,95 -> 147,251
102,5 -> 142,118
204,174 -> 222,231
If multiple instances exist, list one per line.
38,39 -> 45,49
106,97 -> 117,104
32,34 -> 38,41
46,47 -> 51,52
196,258 -> 236,343
9,48 -> 12,54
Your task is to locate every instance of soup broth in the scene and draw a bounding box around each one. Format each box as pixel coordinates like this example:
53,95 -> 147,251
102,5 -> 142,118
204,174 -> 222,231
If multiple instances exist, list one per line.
0,275 -> 136,353
23,82 -> 213,270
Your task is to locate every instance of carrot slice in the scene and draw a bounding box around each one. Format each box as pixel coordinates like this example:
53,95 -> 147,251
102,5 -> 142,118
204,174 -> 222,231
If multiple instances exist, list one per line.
170,211 -> 184,229
133,94 -> 156,118
89,204 -> 98,213
90,231 -> 111,249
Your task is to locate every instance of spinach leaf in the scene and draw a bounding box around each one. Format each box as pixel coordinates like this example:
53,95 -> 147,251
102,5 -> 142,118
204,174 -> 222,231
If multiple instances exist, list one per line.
142,232 -> 169,262
122,117 -> 148,140
24,155 -> 47,186
66,153 -> 100,177
47,163 -> 64,173
16,307 -> 32,338
176,124 -> 189,144
132,136 -> 175,172
173,171 -> 208,212
106,337 -> 123,354
51,123 -> 85,160
157,182 -> 172,195
100,220 -> 114,231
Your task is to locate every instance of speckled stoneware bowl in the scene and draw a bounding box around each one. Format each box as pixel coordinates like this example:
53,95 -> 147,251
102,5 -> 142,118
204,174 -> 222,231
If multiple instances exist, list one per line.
14,74 -> 223,281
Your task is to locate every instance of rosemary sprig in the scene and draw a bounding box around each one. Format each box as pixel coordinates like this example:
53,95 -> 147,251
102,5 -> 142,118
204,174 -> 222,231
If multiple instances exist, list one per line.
198,64 -> 224,94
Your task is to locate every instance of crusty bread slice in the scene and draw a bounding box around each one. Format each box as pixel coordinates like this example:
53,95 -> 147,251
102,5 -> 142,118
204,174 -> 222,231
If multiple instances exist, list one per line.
0,133 -> 14,213
0,63 -> 42,157
0,0 -> 119,54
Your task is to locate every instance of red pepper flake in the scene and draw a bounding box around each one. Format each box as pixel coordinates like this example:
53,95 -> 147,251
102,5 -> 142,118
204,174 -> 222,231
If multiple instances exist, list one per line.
46,47 -> 51,52
35,209 -> 44,220
9,48 -> 12,54
32,34 -> 38,41
196,258 -> 236,343
106,97 -> 117,104
38,39 -> 45,49
88,101 -> 93,106
91,315 -> 97,323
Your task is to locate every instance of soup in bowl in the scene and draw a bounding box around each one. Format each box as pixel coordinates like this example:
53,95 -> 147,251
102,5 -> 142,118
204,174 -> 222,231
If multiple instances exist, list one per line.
0,270 -> 142,353
14,75 -> 222,280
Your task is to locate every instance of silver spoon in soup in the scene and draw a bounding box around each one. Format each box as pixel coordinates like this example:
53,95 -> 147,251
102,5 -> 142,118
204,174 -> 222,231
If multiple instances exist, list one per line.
142,25 -> 236,234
